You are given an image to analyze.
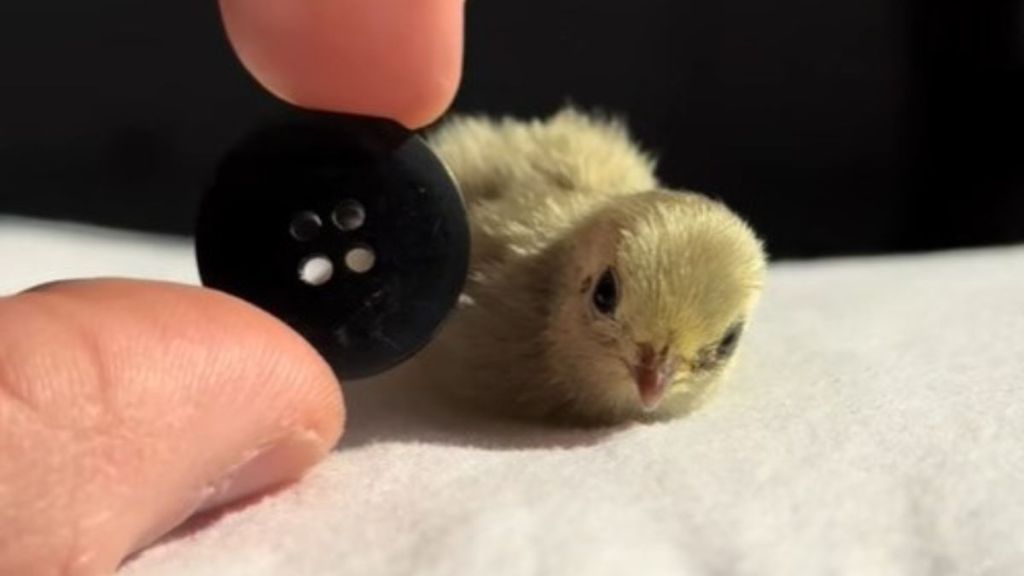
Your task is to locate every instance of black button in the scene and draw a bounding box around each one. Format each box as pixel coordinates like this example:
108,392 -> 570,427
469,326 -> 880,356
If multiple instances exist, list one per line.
195,111 -> 470,380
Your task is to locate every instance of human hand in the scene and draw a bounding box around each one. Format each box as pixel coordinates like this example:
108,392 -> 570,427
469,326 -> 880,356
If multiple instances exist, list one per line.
0,2 -> 464,574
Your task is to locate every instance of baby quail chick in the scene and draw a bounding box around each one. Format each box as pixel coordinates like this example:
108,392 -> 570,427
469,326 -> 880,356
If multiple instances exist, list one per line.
418,108 -> 766,425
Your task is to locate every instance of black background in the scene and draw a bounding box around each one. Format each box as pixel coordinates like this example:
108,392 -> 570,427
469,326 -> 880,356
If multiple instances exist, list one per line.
1,1 -> 1021,259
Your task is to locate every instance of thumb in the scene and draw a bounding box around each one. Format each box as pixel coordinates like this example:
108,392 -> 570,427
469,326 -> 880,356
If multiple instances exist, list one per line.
0,280 -> 344,576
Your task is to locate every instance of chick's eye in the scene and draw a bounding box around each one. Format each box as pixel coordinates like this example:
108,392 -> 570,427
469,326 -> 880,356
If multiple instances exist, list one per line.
591,268 -> 619,316
717,324 -> 743,358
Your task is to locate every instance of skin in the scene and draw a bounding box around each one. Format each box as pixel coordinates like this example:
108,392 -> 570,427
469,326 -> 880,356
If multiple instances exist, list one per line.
220,0 -> 464,128
0,2 -> 464,575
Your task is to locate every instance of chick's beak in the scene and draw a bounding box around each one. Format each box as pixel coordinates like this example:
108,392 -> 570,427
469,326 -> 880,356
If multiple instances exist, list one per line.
633,344 -> 674,411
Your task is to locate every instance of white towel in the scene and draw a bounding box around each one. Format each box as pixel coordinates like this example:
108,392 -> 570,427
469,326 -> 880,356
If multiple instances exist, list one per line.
3,217 -> 1023,576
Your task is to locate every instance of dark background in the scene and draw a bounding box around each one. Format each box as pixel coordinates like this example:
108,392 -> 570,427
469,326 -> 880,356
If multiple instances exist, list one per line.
1,1 -> 1021,259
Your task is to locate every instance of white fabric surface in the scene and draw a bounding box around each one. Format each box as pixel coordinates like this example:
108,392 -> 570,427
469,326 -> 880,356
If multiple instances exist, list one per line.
3,216 -> 1024,575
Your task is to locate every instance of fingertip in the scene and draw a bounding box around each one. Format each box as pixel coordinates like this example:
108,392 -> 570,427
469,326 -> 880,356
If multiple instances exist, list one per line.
12,279 -> 346,444
0,280 -> 346,573
219,0 -> 464,128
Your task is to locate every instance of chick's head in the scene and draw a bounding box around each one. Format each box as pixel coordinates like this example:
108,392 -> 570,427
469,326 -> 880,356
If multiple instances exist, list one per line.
545,190 -> 766,422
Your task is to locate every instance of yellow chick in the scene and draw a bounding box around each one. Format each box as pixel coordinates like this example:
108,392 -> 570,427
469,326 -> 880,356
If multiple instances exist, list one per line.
417,108 -> 766,425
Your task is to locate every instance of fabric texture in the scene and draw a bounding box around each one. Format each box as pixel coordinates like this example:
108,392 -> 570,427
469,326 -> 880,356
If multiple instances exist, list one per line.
3,217 -> 1023,576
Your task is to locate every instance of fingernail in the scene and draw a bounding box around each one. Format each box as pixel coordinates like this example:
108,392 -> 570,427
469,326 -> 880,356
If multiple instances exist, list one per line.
196,431 -> 326,514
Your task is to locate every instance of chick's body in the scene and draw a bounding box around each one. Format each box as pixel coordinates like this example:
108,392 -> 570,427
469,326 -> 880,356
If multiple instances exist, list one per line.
419,109 -> 766,425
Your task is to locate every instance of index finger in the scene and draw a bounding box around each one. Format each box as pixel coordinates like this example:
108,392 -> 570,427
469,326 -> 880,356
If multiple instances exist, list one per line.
219,0 -> 465,128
